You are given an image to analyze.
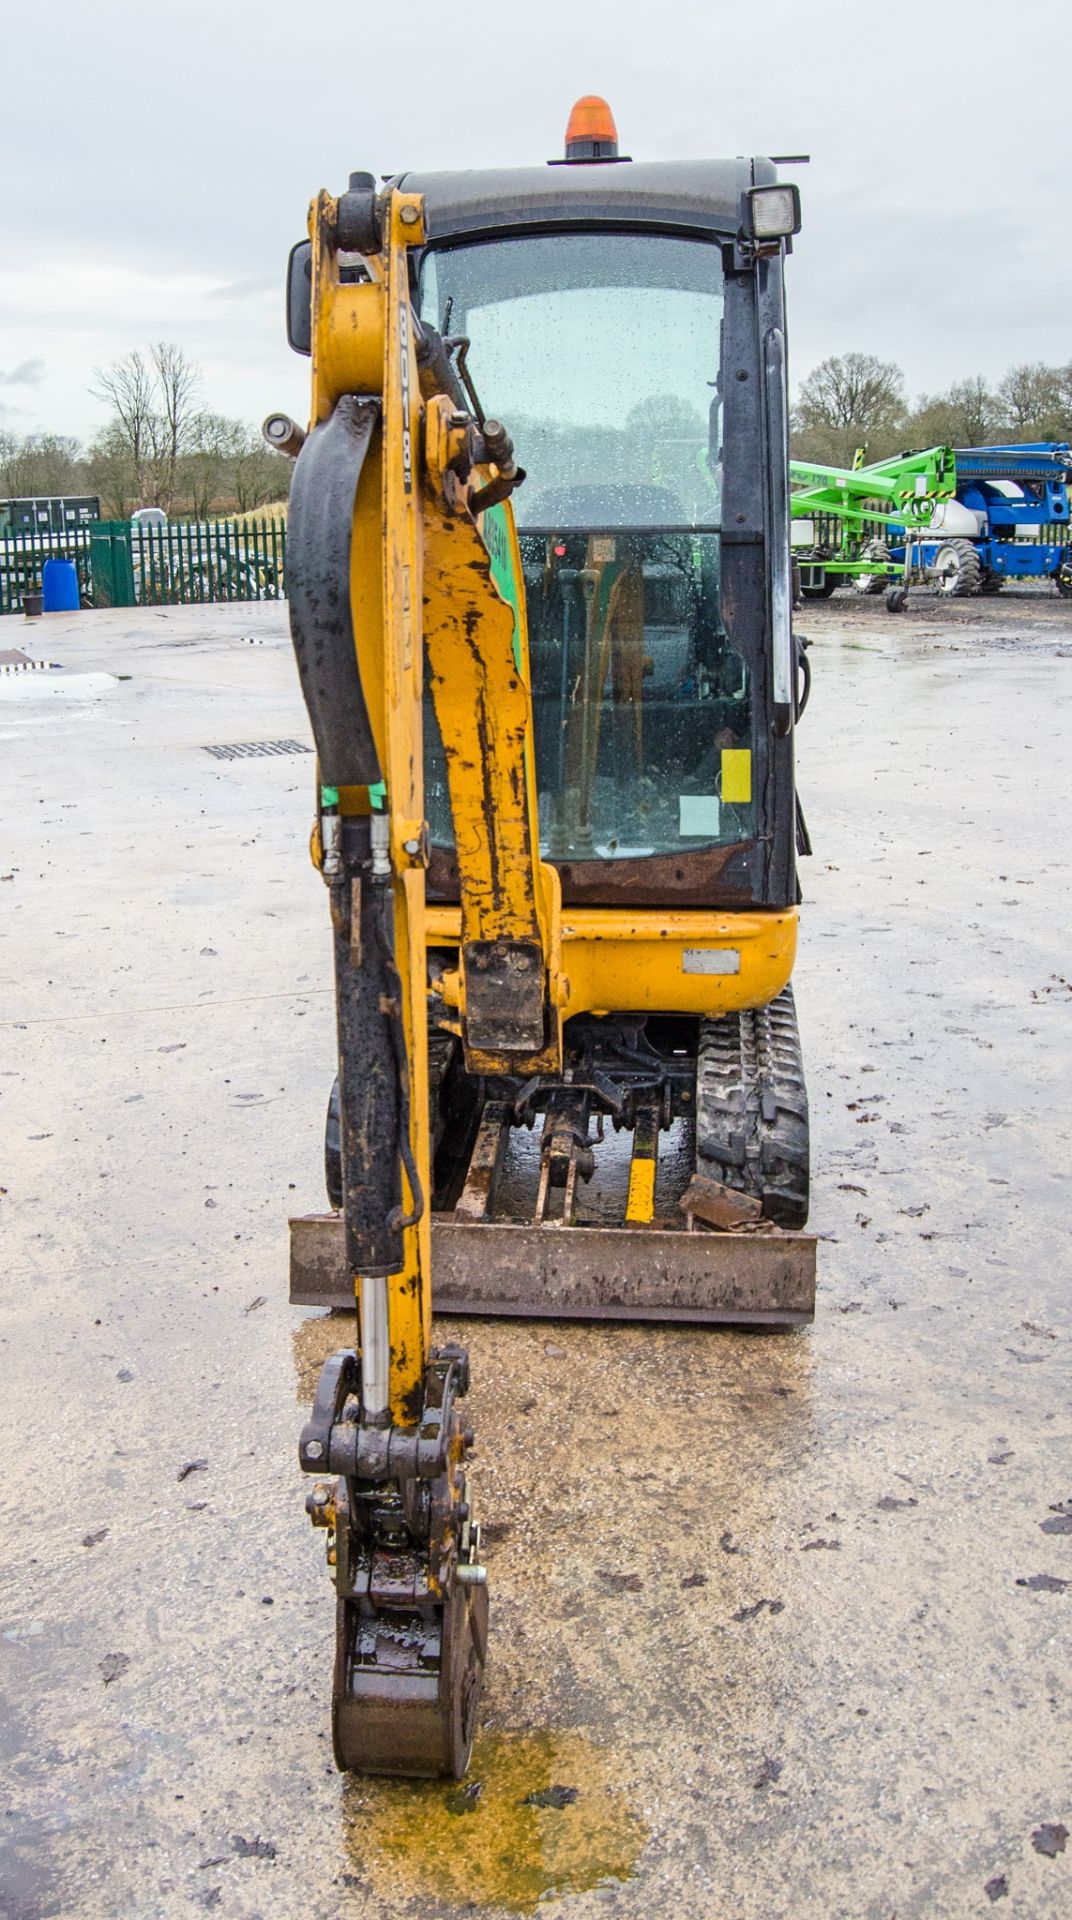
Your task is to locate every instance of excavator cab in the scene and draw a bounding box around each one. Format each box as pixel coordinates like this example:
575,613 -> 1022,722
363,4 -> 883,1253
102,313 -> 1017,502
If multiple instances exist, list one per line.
410,154 -> 800,913
277,101 -> 812,1780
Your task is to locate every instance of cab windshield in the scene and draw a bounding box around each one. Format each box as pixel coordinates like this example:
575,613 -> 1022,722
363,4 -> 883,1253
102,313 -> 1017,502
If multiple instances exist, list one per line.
419,231 -> 755,863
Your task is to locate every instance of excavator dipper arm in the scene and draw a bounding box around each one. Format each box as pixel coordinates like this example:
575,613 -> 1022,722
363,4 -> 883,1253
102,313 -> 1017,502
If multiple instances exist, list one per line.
284,183 -> 550,1777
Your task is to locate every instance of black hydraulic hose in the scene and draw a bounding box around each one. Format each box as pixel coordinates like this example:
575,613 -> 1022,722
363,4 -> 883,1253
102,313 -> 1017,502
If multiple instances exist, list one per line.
795,639 -> 812,720
414,321 -> 467,411
390,1087 -> 425,1235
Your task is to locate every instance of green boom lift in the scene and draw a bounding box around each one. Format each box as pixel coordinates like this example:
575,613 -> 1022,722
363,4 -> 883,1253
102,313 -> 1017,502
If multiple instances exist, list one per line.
790,445 -> 956,610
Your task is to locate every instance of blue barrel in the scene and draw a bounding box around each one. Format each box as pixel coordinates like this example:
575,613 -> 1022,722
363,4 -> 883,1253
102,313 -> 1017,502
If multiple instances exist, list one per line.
41,558 -> 80,612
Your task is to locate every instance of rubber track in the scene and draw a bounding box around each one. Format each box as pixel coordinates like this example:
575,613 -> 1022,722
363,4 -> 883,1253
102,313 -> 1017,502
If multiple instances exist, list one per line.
695,986 -> 809,1228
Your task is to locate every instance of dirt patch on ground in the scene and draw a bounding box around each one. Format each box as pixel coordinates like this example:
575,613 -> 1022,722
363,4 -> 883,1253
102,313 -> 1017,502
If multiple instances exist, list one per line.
801,583 -> 1072,654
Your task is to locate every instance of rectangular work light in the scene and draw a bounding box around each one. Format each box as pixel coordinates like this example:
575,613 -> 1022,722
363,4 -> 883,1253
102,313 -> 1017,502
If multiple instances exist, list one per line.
748,184 -> 802,239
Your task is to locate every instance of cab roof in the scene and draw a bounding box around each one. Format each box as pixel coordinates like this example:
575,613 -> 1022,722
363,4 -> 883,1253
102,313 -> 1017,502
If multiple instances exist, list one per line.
394,156 -> 779,246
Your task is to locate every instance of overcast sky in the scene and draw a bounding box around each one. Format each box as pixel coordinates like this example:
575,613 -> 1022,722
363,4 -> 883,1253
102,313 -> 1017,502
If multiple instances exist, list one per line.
2,0 -> 1068,446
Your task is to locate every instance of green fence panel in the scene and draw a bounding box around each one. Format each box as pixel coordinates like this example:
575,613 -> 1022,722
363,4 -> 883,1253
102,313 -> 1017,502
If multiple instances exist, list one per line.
1,527 -> 95,614
5,517 -> 288,614
89,523 -> 136,607
123,518 -> 285,605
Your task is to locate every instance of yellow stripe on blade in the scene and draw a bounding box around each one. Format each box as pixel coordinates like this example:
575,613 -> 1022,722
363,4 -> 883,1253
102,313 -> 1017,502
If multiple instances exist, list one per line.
625,1155 -> 656,1225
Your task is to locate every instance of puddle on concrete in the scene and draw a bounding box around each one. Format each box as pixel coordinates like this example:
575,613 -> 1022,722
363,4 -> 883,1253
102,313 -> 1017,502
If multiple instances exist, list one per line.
343,1729 -> 647,1911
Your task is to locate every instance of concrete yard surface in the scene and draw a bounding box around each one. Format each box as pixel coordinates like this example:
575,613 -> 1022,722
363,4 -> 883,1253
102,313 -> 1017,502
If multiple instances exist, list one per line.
1,593 -> 1071,1919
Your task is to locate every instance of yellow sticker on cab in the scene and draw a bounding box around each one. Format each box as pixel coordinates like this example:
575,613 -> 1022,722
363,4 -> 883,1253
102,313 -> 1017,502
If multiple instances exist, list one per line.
721,748 -> 752,804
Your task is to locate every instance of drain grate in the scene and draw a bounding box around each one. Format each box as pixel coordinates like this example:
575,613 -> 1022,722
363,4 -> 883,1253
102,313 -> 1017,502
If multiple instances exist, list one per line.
203,738 -> 312,761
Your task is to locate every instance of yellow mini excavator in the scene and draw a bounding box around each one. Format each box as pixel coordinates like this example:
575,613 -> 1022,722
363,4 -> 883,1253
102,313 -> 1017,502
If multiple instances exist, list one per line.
268,98 -> 814,1779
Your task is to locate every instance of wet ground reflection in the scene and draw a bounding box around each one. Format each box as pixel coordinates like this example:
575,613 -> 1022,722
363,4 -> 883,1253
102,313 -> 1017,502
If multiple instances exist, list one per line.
342,1728 -> 647,1911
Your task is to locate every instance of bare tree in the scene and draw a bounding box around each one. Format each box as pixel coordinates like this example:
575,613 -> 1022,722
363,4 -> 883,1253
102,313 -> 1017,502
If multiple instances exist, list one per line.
152,343 -> 201,507
625,395 -> 706,437
90,344 -> 202,510
91,351 -> 154,495
86,424 -> 141,520
229,427 -> 291,513
183,412 -> 243,519
907,376 -> 998,449
791,353 -> 907,466
795,352 -> 906,436
996,363 -> 1067,440
0,433 -> 84,498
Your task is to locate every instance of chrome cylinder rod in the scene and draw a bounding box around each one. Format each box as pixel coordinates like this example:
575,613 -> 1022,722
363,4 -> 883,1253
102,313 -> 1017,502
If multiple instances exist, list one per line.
360,1274 -> 390,1422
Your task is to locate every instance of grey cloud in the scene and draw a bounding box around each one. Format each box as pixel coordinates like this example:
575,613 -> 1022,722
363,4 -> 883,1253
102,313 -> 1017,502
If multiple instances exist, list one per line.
207,277 -> 277,302
3,0 -> 1069,438
0,358 -> 45,387
788,189 -> 1072,394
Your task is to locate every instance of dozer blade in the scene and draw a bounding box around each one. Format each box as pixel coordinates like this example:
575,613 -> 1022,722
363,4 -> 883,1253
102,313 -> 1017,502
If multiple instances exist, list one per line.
290,1213 -> 815,1327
